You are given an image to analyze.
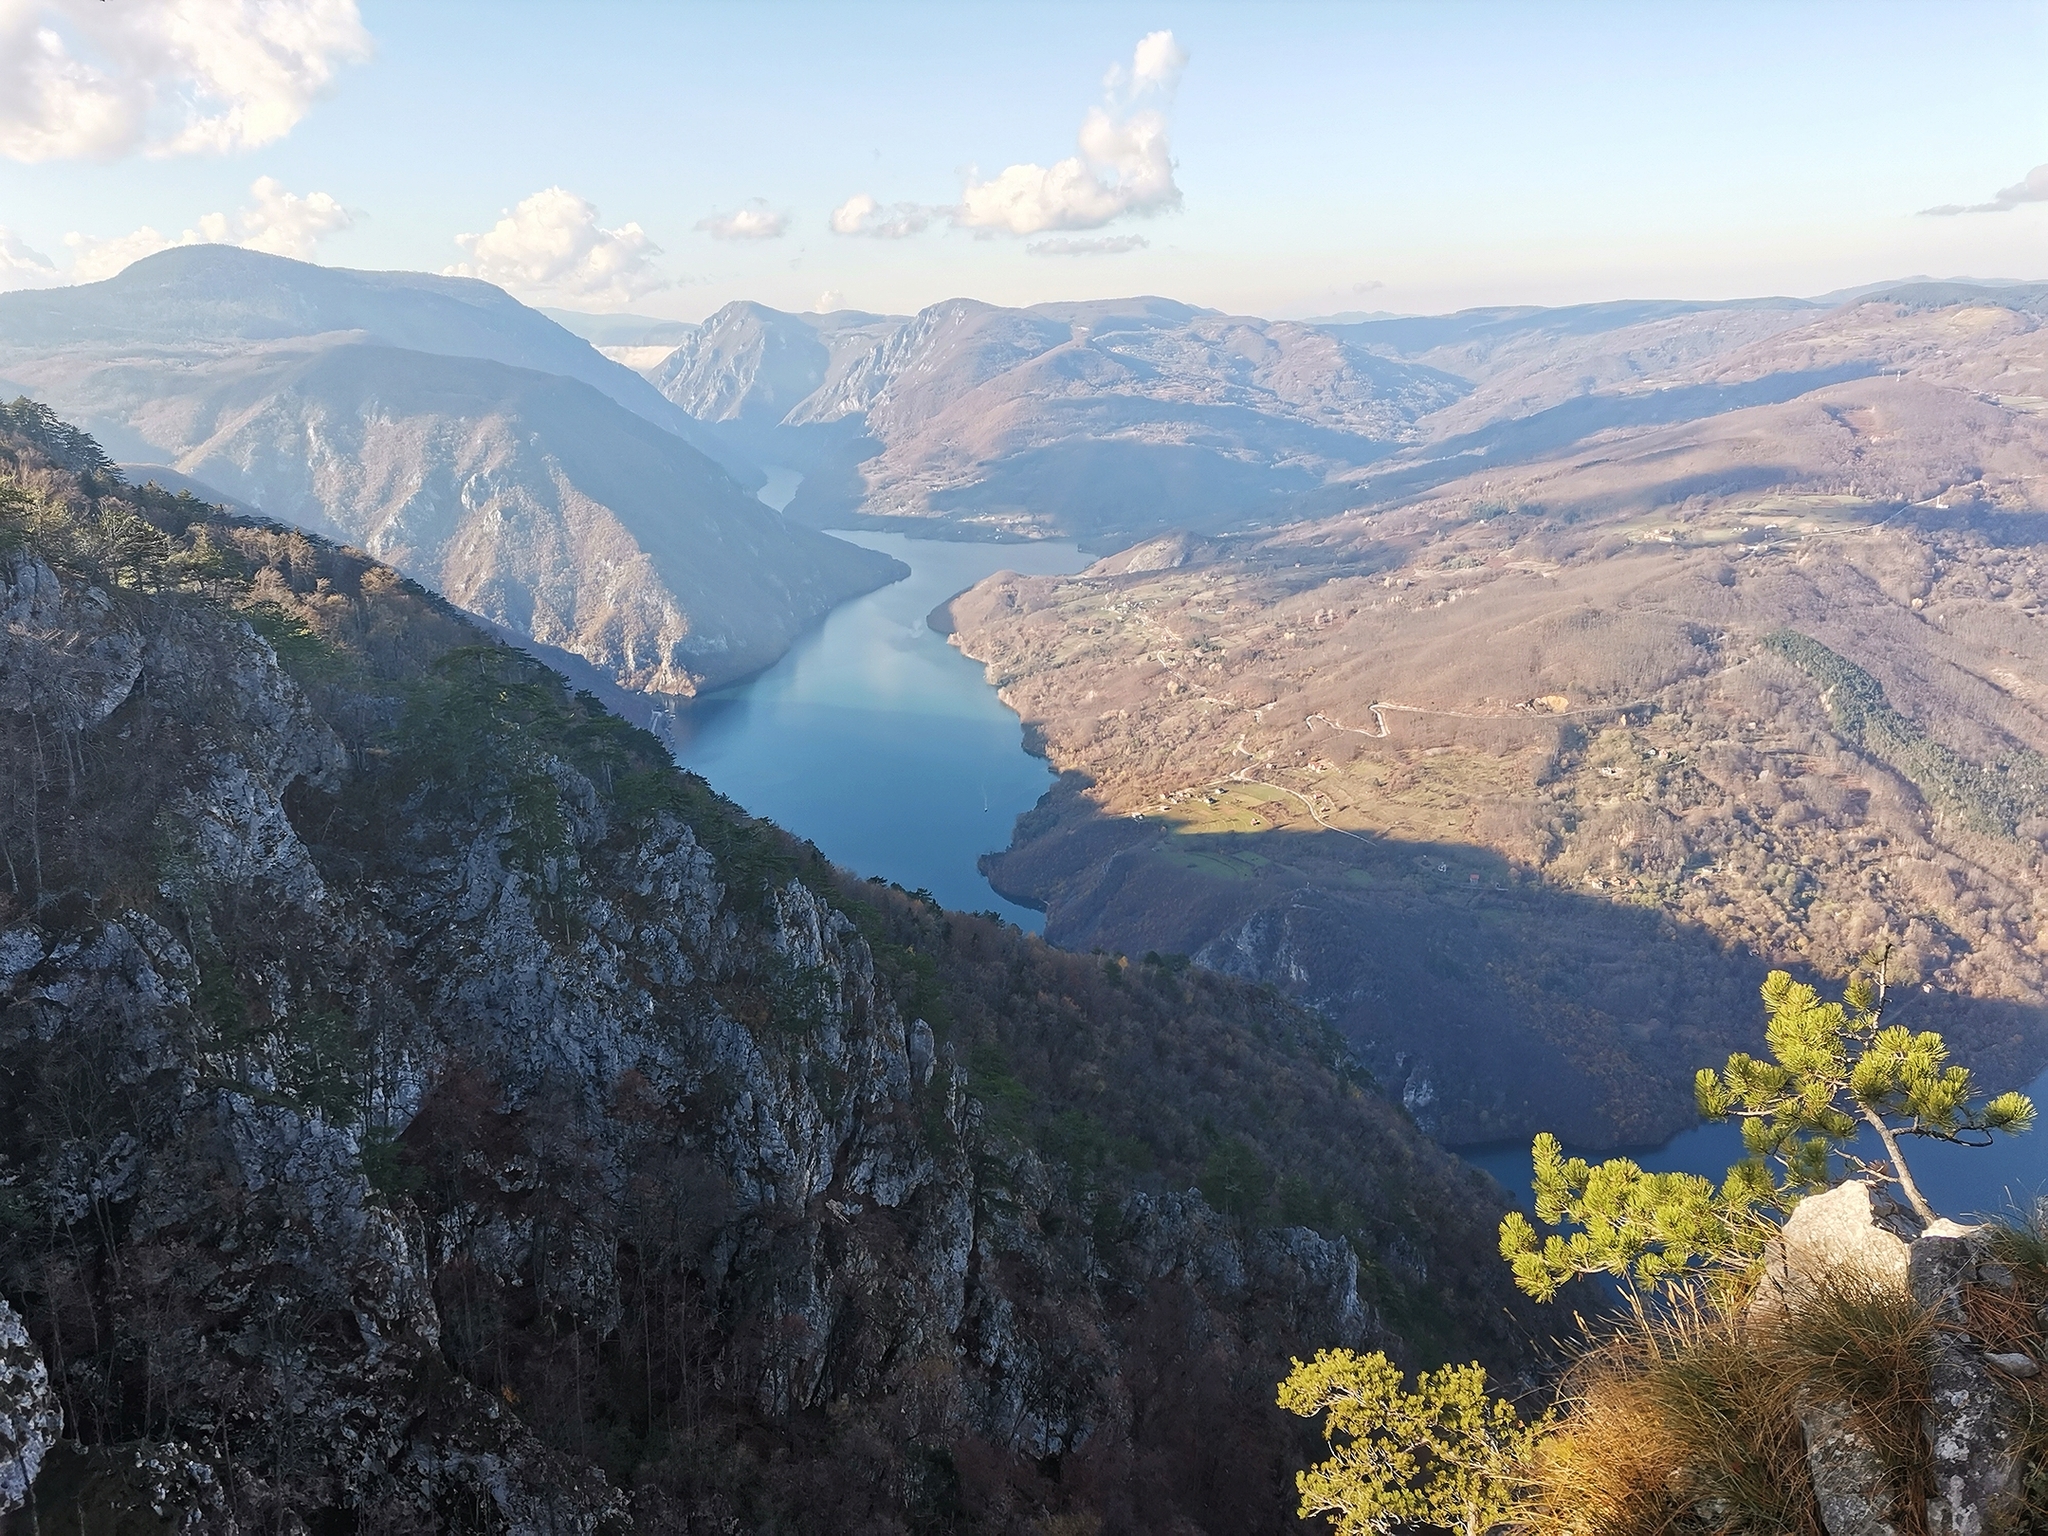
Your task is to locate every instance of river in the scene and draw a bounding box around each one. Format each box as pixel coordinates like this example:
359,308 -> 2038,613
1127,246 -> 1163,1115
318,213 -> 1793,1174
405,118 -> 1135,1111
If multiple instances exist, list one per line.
667,527 -> 1090,929
689,480 -> 2048,1222
1465,1072 -> 2048,1225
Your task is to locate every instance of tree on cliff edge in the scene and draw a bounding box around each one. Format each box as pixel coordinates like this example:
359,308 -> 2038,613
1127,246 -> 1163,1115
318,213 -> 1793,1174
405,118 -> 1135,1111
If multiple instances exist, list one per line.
1500,947 -> 2034,1300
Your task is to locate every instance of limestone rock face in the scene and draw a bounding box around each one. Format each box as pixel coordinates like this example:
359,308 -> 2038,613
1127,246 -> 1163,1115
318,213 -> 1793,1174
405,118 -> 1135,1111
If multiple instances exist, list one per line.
0,1297 -> 60,1514
0,552 -> 143,730
1911,1225 -> 2026,1536
1796,1392 -> 1899,1536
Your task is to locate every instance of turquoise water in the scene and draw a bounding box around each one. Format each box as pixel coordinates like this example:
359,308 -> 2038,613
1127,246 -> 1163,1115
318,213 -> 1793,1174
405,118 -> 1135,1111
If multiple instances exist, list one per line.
667,530 -> 1091,929
1465,1065 -> 2048,1225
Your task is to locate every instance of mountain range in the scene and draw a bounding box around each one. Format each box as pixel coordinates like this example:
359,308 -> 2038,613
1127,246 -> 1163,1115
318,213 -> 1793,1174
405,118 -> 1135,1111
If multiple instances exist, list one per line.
0,247 -> 903,703
636,287 -> 2026,547
939,280 -> 2048,1147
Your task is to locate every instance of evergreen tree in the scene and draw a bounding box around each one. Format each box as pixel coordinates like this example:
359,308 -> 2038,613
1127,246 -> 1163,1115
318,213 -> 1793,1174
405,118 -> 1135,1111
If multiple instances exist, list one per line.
1499,951 -> 2034,1300
1276,1349 -> 1541,1535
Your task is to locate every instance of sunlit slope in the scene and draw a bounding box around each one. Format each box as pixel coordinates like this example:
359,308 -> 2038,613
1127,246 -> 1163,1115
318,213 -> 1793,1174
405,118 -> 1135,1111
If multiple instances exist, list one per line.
945,287 -> 2048,1149
0,248 -> 900,698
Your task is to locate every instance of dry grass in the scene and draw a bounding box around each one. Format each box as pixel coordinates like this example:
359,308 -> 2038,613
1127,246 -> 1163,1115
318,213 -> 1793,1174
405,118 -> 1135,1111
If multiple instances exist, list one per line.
1764,1275 -> 1934,1530
1530,1294 -> 1822,1536
1526,1276 -> 1937,1536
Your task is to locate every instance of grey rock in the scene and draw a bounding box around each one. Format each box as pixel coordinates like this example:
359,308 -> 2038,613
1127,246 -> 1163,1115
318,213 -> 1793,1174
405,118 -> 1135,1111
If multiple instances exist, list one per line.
1984,1351 -> 2040,1379
1798,1392 -> 1900,1536
909,1016 -> 936,1086
1752,1178 -> 1922,1319
1910,1224 -> 2025,1536
0,1296 -> 60,1514
0,552 -> 143,730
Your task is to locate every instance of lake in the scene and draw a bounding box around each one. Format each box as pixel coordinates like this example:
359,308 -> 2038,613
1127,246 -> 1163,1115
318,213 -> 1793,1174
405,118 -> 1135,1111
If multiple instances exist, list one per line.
667,528 -> 1092,929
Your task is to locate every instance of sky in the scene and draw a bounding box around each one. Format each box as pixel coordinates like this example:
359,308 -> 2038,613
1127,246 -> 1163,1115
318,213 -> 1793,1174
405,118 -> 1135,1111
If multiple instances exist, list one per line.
1,0 -> 2044,321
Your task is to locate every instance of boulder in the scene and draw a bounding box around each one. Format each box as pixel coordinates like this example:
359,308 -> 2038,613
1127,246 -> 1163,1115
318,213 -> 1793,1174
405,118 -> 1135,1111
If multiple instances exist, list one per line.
1751,1178 -> 1923,1320
1796,1392 -> 1901,1536
1751,1182 -> 2032,1536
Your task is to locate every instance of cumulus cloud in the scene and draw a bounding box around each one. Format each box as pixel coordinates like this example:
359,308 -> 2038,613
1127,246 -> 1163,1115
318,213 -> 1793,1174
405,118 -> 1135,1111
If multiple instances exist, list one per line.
209,175 -> 350,256
1026,234 -> 1148,257
0,227 -> 58,289
695,201 -> 788,240
0,0 -> 371,162
957,31 -> 1186,237
61,175 -> 353,281
829,193 -> 933,239
813,290 -> 845,313
63,224 -> 180,282
1921,162 -> 2048,215
1103,29 -> 1189,99
448,187 -> 668,309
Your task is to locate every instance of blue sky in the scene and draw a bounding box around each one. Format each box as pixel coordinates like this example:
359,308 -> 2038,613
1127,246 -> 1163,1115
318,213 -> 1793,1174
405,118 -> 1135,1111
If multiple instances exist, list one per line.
2,0 -> 2044,319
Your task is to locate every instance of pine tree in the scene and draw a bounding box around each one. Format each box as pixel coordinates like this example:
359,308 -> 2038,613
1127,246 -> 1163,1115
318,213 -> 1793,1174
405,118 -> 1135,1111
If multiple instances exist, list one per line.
1276,1349 -> 1541,1535
1499,950 -> 2034,1299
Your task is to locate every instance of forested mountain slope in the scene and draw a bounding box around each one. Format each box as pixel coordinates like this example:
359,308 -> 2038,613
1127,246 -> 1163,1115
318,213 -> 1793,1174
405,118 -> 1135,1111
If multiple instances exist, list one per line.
0,249 -> 899,701
946,284 -> 2048,1149
0,403 -> 1533,1532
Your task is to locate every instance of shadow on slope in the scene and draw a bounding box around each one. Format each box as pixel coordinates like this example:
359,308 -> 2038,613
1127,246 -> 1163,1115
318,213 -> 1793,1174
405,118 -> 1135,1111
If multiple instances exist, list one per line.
1352,364 -> 1883,507
983,772 -> 2048,1154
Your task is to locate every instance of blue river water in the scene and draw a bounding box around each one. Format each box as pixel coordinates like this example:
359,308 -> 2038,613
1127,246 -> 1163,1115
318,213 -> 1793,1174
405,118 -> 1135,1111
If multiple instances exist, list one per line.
1464,1068 -> 2048,1226
677,482 -> 2048,1223
667,530 -> 1091,929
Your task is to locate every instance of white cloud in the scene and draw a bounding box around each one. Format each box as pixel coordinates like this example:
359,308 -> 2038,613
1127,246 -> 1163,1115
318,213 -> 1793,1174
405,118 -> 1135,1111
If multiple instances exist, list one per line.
695,201 -> 788,240
65,224 -> 181,281
957,32 -> 1186,237
218,175 -> 350,256
830,193 -> 933,239
0,226 -> 58,290
448,187 -> 668,309
60,175 -> 353,281
1103,29 -> 1188,99
1922,162 -> 2048,216
1026,234 -> 1148,257
0,0 -> 370,163
813,290 -> 845,313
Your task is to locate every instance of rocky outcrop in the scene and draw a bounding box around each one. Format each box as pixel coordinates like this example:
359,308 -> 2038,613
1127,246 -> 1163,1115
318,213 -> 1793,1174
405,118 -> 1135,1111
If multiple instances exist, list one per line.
1795,1393 -> 1900,1536
1751,1178 -> 1922,1318
1757,1180 -> 2031,1536
0,1297 -> 60,1515
1911,1222 -> 2026,1536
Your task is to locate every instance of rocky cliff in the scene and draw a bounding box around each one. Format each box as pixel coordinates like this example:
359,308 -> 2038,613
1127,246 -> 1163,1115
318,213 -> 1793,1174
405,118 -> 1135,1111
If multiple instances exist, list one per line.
0,403 -> 1533,1532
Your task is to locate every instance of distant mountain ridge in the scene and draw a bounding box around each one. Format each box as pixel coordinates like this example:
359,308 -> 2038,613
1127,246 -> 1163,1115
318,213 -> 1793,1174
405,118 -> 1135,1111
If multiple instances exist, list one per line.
0,247 -> 901,701
0,245 -> 754,481
632,278 -> 2045,549
653,295 -> 1470,543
